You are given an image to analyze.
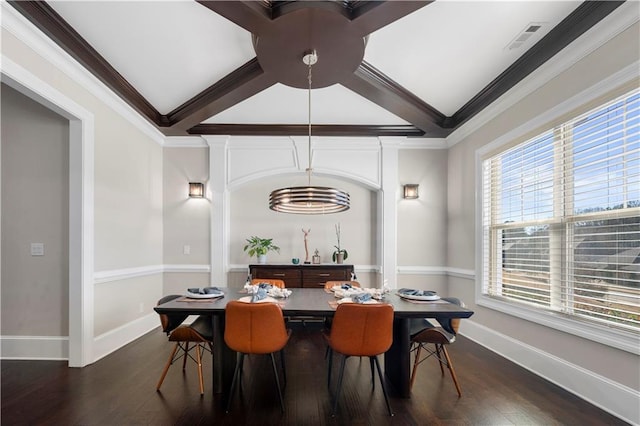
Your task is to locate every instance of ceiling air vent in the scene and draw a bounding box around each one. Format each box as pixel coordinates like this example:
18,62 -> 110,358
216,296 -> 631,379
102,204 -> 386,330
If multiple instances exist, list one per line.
506,22 -> 545,50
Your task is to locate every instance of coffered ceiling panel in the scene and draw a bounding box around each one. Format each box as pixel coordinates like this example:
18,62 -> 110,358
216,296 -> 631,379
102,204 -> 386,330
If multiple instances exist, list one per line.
9,1 -> 626,138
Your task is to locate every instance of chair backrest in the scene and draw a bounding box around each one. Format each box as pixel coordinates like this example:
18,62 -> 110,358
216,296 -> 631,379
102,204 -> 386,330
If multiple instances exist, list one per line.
251,278 -> 286,288
438,297 -> 464,334
224,301 -> 289,354
330,303 -> 393,356
324,280 -> 360,290
157,295 -> 188,335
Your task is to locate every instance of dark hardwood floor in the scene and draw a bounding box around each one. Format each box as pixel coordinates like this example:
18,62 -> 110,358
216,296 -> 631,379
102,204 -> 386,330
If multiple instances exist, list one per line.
1,326 -> 627,426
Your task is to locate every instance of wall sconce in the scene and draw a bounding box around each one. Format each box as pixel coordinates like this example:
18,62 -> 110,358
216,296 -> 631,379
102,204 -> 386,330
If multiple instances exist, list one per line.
189,182 -> 205,198
403,184 -> 419,199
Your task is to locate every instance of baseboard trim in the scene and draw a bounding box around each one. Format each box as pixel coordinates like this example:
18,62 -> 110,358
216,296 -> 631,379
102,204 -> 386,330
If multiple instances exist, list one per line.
92,313 -> 158,363
0,335 -> 68,360
461,321 -> 640,425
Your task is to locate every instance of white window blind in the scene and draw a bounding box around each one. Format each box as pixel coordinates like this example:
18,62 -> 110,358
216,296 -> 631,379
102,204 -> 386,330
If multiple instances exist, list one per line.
482,88 -> 639,332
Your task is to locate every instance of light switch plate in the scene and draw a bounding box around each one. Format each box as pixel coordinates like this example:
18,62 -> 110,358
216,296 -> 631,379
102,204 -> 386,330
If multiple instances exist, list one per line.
31,243 -> 44,256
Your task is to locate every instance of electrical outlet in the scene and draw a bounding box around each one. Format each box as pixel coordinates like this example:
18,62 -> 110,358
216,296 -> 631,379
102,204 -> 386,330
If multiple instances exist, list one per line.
30,243 -> 44,256
183,245 -> 191,255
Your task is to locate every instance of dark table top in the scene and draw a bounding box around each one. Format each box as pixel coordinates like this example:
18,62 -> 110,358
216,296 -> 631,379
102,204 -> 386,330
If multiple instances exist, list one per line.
154,288 -> 474,319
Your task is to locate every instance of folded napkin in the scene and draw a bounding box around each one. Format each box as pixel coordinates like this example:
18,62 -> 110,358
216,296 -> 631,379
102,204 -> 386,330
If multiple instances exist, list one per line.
251,287 -> 268,303
352,293 -> 372,304
257,282 -> 273,290
268,287 -> 292,298
341,283 -> 353,290
187,286 -> 221,295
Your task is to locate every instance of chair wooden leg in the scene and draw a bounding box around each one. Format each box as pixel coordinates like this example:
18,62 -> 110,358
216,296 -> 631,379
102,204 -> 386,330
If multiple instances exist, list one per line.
270,353 -> 285,413
373,355 -> 393,416
441,345 -> 462,397
226,352 -> 244,413
410,344 -> 423,391
196,344 -> 204,395
157,343 -> 179,391
182,342 -> 189,370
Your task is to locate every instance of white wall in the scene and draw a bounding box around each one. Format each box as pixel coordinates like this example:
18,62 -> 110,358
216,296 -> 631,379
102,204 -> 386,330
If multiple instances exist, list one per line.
1,84 -> 69,336
162,146 -> 211,294
2,5 -> 165,361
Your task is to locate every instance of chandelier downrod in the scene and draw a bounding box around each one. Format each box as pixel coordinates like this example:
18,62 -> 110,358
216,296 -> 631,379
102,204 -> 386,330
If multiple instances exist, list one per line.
268,50 -> 350,215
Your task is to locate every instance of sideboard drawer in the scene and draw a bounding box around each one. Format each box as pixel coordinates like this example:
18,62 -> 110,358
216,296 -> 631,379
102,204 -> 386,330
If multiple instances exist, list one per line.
250,266 -> 302,288
249,264 -> 353,289
301,267 -> 352,288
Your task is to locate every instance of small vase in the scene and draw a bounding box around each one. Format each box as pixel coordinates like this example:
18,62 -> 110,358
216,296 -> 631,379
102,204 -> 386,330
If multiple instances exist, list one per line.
312,255 -> 321,264
257,254 -> 267,264
336,252 -> 344,264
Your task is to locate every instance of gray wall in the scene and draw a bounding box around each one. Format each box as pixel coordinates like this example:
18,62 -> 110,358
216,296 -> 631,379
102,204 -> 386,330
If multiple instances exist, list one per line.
1,83 -> 69,336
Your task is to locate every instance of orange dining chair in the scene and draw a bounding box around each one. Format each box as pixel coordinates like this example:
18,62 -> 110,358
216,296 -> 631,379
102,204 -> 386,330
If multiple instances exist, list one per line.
409,297 -> 464,397
156,295 -> 214,395
324,280 -> 360,290
224,300 -> 291,412
325,303 -> 394,416
251,278 -> 286,288
322,280 -> 362,331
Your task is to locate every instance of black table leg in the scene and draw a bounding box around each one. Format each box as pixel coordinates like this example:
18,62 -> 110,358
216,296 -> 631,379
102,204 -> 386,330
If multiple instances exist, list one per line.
212,314 -> 236,396
384,317 -> 411,398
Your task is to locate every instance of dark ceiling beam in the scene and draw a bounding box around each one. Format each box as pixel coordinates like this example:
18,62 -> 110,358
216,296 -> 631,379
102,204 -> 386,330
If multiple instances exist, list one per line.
163,58 -> 277,135
343,61 -> 450,137
196,1 -> 272,34
188,124 -> 425,137
448,0 -> 626,129
349,1 -> 433,36
8,1 -> 162,126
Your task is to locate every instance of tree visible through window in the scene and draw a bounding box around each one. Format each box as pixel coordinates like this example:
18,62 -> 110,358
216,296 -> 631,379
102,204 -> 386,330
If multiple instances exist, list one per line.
482,88 -> 639,333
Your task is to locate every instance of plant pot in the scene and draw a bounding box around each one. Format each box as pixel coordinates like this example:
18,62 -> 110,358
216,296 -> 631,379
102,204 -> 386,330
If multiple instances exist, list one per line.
335,252 -> 344,264
257,254 -> 267,264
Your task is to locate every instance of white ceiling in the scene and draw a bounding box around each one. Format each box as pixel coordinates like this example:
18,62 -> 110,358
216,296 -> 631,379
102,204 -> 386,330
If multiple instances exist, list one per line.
43,1 -> 588,130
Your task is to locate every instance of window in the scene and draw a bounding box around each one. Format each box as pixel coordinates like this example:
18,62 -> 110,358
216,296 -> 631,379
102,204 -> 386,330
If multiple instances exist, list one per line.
481,88 -> 639,341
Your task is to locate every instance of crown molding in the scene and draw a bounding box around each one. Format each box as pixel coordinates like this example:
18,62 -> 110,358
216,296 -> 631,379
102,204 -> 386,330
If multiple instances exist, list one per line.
1,2 -> 165,146
446,2 -> 639,148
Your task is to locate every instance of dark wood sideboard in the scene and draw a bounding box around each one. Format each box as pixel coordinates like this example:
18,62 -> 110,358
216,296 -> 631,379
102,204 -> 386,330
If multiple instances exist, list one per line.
249,264 -> 354,288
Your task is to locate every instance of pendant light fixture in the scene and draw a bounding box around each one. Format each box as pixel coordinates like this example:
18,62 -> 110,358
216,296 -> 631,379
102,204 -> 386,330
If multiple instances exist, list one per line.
269,50 -> 350,214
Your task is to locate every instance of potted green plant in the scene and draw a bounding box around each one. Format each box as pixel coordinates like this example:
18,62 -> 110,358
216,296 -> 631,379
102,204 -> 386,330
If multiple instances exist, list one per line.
243,236 -> 280,264
332,223 -> 348,264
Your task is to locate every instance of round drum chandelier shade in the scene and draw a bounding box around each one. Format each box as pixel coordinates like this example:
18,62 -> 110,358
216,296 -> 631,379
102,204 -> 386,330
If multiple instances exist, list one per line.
269,186 -> 350,214
268,50 -> 350,215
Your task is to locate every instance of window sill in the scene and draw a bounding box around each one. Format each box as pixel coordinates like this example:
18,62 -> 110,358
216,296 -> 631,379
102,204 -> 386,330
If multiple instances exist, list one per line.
476,293 -> 640,355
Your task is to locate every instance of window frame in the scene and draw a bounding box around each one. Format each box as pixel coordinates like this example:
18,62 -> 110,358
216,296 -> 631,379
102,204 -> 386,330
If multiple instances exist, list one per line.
475,82 -> 640,355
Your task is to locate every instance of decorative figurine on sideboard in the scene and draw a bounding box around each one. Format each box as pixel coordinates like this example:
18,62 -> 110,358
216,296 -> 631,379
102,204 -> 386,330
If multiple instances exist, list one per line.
302,228 -> 311,264
312,249 -> 321,264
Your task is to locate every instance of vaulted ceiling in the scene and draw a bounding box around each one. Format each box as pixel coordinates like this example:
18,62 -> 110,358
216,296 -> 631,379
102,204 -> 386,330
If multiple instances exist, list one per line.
9,1 -> 625,138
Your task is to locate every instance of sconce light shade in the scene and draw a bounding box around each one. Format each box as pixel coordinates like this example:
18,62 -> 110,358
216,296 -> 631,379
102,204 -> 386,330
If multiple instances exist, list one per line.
189,182 -> 205,198
403,184 -> 419,199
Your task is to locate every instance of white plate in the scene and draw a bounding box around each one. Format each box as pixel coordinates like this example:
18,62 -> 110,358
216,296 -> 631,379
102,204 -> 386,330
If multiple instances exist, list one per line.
337,297 -> 379,305
238,296 -> 278,303
185,291 -> 224,299
397,293 -> 440,301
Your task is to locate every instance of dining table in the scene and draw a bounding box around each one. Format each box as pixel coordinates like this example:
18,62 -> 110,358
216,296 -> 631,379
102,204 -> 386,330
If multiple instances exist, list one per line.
154,287 -> 474,399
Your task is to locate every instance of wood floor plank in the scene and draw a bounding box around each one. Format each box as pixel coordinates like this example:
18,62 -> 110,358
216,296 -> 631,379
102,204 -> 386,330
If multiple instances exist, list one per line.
1,327 -> 628,426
